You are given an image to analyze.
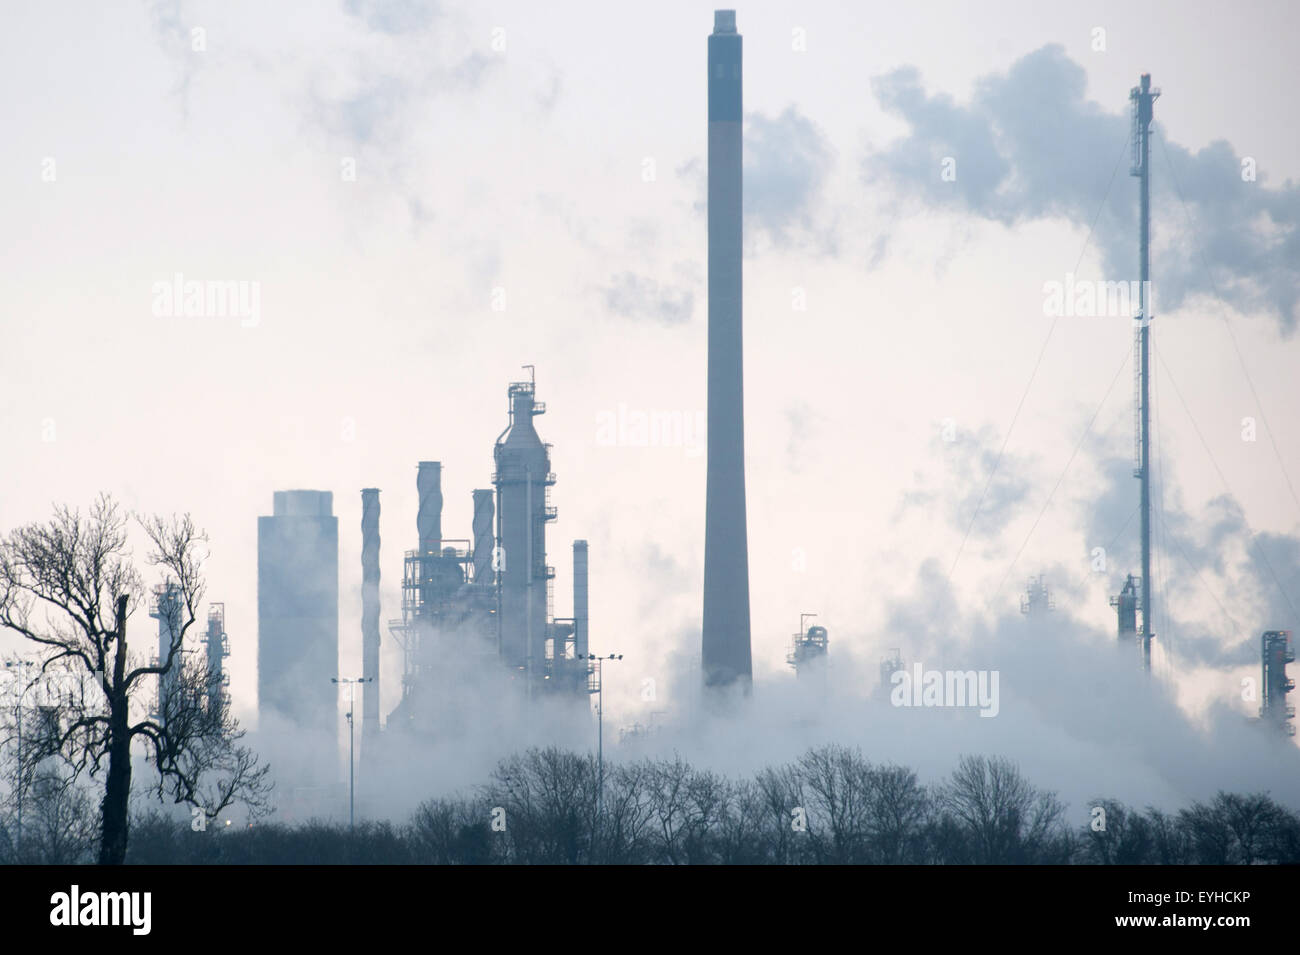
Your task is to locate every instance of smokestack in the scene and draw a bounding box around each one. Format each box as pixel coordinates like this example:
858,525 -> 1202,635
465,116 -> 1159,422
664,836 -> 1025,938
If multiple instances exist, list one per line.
702,9 -> 752,691
472,489 -> 494,584
573,540 -> 589,660
360,488 -> 381,748
417,461 -> 443,552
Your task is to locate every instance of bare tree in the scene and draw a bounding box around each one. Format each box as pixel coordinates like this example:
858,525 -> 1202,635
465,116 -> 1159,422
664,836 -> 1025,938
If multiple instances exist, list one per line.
1079,798 -> 1154,864
19,769 -> 98,864
713,778 -> 768,864
939,754 -> 1071,863
408,795 -> 498,864
0,495 -> 271,864
486,747 -> 597,864
867,764 -> 930,864
1144,806 -> 1192,864
753,763 -> 806,864
1212,792 -> 1279,865
1177,798 -> 1235,864
597,761 -> 656,864
641,755 -> 727,864
796,745 -> 874,863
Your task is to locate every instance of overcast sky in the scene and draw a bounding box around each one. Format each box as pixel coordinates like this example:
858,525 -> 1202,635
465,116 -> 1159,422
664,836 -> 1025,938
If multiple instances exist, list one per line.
3,0 -> 1299,801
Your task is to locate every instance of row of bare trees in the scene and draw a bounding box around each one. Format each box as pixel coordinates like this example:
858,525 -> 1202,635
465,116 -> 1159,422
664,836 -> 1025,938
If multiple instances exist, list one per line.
456,747 -> 1072,864
111,745 -> 1300,864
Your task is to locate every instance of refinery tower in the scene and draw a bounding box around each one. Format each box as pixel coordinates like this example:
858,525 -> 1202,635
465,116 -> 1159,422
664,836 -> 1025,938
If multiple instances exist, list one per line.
702,9 -> 752,691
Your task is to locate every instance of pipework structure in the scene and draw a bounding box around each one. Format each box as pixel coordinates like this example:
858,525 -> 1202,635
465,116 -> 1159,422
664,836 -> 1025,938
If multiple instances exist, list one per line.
203,603 -> 231,718
1260,630 -> 1296,736
787,614 -> 828,676
387,462 -> 497,720
1110,574 -> 1140,648
1021,576 -> 1055,617
384,374 -> 595,729
1114,73 -> 1160,674
360,488 -> 381,750
150,581 -> 184,724
702,8 -> 753,693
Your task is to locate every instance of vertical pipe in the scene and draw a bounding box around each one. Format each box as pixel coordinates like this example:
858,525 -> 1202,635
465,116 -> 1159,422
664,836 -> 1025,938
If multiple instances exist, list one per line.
525,467 -> 533,697
597,658 -> 603,816
495,479 -> 503,657
472,489 -> 494,584
206,605 -> 225,717
360,489 -> 381,745
416,462 -> 442,553
573,540 -> 589,660
1261,631 -> 1268,719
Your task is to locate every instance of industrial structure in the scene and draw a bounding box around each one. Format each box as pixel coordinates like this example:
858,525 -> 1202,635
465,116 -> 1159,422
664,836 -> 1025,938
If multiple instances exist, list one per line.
702,9 -> 753,693
360,488 -> 381,754
1021,576 -> 1055,617
258,489 -> 339,774
1260,630 -> 1296,736
150,581 -> 183,724
203,603 -> 231,718
151,586 -> 230,724
1110,574 -> 1140,647
1112,74 -> 1160,673
787,614 -> 828,677
380,375 -> 595,734
879,649 -> 905,698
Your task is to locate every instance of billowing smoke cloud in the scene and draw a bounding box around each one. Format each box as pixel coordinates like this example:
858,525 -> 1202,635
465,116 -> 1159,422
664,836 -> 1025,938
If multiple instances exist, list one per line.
866,45 -> 1300,332
1078,453 -> 1300,669
744,106 -> 837,252
609,561 -> 1300,817
601,272 -> 695,326
678,106 -> 837,254
343,0 -> 440,35
898,424 -> 1037,542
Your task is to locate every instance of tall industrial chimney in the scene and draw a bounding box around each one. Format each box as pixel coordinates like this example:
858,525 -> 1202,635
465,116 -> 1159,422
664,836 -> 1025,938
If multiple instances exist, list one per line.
360,488 -> 381,750
573,540 -> 589,660
702,9 -> 752,691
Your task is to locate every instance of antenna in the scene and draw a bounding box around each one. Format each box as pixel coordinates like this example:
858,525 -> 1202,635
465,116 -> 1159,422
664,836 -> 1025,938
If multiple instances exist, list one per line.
1129,73 -> 1160,675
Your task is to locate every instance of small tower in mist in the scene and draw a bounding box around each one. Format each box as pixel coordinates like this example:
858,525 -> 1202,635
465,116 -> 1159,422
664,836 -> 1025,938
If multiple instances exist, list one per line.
1020,575 -> 1055,618
787,614 -> 828,678
203,603 -> 230,719
701,9 -> 753,693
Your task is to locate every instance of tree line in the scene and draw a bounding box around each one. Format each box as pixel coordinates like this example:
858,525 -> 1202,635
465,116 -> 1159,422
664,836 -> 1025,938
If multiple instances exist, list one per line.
4,744 -> 1294,865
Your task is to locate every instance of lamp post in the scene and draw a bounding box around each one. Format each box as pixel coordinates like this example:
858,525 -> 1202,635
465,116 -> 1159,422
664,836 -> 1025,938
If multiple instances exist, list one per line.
331,676 -> 372,832
583,653 -> 622,817
4,660 -> 36,859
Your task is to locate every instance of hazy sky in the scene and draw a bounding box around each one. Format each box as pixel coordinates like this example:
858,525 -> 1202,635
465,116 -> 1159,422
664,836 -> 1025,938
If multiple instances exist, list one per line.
3,0 -> 1299,803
